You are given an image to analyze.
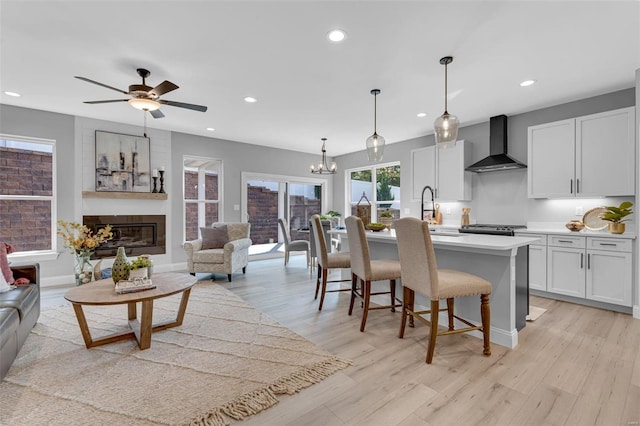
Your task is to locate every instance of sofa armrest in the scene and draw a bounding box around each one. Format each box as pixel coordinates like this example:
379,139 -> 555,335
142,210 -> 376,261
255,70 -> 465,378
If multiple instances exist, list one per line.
184,239 -> 203,255
224,238 -> 252,253
9,262 -> 40,286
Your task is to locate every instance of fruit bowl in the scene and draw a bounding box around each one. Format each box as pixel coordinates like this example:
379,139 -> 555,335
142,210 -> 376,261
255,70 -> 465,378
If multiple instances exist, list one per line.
366,223 -> 387,232
565,220 -> 585,232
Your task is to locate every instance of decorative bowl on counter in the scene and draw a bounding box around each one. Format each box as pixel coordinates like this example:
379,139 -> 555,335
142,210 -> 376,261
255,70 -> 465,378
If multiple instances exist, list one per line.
366,223 -> 387,232
565,220 -> 585,232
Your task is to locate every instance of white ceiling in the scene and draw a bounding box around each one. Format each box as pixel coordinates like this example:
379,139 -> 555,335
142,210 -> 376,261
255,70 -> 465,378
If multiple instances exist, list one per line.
1,1 -> 638,156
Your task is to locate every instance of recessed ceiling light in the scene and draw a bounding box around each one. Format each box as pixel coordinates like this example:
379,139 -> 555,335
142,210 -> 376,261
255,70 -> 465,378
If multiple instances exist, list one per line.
520,79 -> 536,87
206,127 -> 215,132
417,112 -> 427,118
327,29 -> 347,43
3,91 -> 21,97
244,97 -> 257,103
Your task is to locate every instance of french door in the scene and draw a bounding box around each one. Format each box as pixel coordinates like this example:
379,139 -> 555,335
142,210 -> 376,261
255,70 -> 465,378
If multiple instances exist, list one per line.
241,172 -> 325,258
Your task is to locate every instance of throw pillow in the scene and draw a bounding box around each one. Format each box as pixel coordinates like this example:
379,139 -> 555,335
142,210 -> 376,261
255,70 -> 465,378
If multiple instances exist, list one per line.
0,242 -> 15,284
201,225 -> 229,249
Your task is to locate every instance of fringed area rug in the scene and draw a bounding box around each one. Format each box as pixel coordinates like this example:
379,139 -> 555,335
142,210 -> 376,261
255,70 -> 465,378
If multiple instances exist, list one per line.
0,283 -> 350,425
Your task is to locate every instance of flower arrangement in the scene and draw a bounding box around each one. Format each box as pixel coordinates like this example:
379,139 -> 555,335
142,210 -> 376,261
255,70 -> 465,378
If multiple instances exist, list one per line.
57,220 -> 113,255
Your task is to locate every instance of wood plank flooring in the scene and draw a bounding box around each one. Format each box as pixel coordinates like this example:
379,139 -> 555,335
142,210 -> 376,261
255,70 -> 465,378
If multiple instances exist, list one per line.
41,257 -> 640,426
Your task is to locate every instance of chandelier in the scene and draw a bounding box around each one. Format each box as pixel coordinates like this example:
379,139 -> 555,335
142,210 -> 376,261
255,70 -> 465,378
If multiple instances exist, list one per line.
310,138 -> 337,174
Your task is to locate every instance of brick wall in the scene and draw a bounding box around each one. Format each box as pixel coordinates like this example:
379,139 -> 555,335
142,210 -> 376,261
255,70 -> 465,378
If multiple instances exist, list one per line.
0,147 -> 53,251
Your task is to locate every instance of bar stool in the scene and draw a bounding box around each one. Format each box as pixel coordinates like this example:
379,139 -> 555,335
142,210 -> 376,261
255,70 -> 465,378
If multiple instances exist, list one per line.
345,215 -> 402,332
310,215 -> 352,310
394,217 -> 492,364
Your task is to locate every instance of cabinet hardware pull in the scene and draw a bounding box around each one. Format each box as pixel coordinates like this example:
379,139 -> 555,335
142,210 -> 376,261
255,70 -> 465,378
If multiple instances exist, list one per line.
570,179 -> 573,194
558,240 -> 573,243
580,253 -> 584,269
576,179 -> 580,193
587,253 -> 590,269
599,243 -> 617,246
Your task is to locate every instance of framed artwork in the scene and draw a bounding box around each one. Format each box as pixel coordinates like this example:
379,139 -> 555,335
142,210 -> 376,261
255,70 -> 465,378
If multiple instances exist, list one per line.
95,131 -> 150,192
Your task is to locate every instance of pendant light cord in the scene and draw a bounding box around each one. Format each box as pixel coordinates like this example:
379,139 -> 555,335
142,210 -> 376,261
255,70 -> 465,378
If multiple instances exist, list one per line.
373,92 -> 377,133
143,111 -> 148,138
443,62 -> 448,114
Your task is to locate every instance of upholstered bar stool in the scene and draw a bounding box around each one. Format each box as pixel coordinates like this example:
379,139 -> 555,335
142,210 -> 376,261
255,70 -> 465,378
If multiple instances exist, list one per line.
278,218 -> 310,267
394,217 -> 492,364
344,216 -> 402,332
310,215 -> 352,311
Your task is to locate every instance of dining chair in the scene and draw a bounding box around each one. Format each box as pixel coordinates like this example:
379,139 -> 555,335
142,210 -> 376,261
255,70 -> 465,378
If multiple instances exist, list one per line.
278,218 -> 310,267
344,215 -> 402,332
310,215 -> 352,310
394,217 -> 492,364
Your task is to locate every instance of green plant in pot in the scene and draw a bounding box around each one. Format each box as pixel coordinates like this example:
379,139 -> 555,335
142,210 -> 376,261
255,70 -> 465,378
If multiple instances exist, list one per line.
126,256 -> 153,279
600,201 -> 633,234
320,210 -> 341,227
378,209 -> 394,230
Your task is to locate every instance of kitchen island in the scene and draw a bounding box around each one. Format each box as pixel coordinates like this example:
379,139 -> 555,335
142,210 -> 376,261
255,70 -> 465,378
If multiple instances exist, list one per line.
329,229 -> 539,349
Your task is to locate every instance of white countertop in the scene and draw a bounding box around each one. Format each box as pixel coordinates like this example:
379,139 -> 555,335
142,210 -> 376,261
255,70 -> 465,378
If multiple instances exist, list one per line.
515,227 -> 636,239
329,228 -> 538,251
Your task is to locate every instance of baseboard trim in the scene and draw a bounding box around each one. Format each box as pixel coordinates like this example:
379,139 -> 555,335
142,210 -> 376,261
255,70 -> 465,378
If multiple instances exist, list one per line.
634,305 -> 640,320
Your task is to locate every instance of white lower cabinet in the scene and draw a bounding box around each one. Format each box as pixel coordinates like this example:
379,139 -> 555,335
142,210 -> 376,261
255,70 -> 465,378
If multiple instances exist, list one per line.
522,233 -> 634,308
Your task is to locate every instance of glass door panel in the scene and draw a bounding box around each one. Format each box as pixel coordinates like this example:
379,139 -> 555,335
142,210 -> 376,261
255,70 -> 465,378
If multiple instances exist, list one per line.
288,183 -> 322,242
246,179 -> 283,256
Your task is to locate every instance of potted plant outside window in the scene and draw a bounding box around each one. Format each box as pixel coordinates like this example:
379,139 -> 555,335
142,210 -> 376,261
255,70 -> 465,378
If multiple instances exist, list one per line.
600,201 -> 633,234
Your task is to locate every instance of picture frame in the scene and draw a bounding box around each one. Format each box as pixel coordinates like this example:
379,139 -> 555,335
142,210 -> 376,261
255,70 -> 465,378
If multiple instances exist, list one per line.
95,130 -> 150,192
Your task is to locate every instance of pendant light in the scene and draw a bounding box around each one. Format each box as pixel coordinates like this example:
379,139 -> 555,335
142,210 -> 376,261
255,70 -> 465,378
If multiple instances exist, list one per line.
310,138 -> 337,174
433,56 -> 459,147
366,89 -> 385,162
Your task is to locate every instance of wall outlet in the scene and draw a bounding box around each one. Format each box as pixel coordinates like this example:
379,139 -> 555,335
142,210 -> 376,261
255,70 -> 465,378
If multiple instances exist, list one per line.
234,204 -> 240,211
404,208 -> 411,215
575,206 -> 583,216
446,207 -> 451,214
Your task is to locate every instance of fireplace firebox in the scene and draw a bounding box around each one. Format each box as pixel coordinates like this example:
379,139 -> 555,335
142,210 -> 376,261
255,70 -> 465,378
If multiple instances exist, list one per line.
83,215 -> 166,259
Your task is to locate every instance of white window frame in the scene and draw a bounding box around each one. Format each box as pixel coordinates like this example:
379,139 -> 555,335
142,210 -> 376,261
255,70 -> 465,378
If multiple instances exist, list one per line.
182,155 -> 223,242
0,134 -> 58,261
345,161 -> 401,223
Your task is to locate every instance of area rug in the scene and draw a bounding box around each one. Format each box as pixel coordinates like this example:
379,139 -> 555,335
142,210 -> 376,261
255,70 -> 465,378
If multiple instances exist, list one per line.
526,305 -> 547,321
0,283 -> 350,425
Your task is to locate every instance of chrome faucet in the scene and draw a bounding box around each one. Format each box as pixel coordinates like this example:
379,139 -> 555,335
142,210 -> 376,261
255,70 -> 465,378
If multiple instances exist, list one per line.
421,185 -> 435,222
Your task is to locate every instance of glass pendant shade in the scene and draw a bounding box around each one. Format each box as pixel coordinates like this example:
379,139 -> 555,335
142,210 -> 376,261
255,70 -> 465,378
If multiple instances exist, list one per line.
366,132 -> 385,162
433,112 -> 459,147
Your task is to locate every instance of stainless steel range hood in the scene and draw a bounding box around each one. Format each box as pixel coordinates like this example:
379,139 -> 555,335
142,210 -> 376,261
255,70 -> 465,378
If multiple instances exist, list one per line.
465,115 -> 526,173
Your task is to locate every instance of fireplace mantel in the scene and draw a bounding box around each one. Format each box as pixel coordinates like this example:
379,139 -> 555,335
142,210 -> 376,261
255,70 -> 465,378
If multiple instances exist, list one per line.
82,191 -> 167,200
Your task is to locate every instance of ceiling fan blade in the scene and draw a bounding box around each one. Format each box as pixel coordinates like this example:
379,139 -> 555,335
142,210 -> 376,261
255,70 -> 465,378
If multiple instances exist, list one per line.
83,99 -> 129,104
150,109 -> 165,119
75,76 -> 128,94
149,80 -> 179,98
159,99 -> 208,112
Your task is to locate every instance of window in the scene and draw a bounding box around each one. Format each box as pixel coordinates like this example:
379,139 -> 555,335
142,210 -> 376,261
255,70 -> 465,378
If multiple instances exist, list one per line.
183,156 -> 222,242
0,135 -> 56,253
348,162 -> 400,222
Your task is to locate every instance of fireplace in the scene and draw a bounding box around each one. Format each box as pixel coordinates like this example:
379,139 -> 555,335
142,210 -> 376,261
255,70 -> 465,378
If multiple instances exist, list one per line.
83,215 -> 166,259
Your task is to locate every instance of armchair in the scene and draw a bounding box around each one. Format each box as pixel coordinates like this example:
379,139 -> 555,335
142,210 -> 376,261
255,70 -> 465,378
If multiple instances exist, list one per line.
184,223 -> 252,282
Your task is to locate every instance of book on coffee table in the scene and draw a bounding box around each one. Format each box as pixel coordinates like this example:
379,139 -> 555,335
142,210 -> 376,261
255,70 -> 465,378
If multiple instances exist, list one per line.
115,278 -> 156,294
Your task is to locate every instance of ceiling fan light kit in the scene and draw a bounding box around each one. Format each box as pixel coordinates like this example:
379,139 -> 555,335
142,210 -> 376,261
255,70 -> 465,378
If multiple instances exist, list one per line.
310,138 -> 337,174
433,56 -> 459,148
366,88 -> 385,162
76,68 -> 207,119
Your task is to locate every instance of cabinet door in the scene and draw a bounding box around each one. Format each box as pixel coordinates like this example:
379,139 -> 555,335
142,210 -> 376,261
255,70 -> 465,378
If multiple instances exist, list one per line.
586,250 -> 632,306
528,245 -> 547,291
437,140 -> 472,201
576,107 -> 635,197
547,247 -> 585,297
528,119 -> 575,198
411,146 -> 436,200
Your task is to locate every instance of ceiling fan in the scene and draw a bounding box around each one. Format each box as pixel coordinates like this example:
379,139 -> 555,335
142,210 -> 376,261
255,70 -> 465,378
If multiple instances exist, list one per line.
75,68 -> 208,118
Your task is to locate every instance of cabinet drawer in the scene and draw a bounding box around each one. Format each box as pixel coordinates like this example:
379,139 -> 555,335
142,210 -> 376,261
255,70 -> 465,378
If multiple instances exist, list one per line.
519,233 -> 547,246
548,235 -> 586,248
587,237 -> 632,253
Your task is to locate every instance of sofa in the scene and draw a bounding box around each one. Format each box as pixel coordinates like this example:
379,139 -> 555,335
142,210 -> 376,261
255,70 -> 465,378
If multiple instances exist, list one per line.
0,262 -> 40,380
184,223 -> 252,282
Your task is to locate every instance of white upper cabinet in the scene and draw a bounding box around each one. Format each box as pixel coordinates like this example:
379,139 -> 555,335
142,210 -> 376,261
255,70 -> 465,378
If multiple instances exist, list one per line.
528,107 -> 635,198
411,140 -> 472,202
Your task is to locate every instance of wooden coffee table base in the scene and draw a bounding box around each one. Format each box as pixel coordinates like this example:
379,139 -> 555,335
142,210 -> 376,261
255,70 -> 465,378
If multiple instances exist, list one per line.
70,288 -> 192,350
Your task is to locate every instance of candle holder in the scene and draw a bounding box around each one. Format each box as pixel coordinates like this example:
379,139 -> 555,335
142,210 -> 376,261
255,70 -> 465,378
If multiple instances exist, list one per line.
152,176 -> 158,193
159,170 -> 165,194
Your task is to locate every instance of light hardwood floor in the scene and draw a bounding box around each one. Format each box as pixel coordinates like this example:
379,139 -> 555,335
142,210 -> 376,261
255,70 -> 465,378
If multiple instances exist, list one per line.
41,257 -> 640,426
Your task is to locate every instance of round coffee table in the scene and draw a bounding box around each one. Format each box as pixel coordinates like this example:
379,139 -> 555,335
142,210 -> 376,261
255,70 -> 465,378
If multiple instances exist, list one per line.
64,272 -> 197,350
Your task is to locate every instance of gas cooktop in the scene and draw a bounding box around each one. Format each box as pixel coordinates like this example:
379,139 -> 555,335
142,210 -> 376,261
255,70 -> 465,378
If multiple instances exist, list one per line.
458,224 -> 526,236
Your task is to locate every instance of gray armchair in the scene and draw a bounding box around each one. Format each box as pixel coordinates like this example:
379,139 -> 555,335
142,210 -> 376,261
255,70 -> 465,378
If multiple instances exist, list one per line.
184,223 -> 252,282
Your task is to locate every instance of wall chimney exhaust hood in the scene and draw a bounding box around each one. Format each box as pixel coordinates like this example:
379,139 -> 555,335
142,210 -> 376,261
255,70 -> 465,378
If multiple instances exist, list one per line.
465,114 -> 526,173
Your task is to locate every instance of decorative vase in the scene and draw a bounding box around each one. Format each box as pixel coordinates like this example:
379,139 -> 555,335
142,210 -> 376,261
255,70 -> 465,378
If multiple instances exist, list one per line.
128,267 -> 148,280
111,247 -> 130,283
139,254 -> 153,278
608,222 -> 625,234
379,217 -> 393,230
74,252 -> 93,285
